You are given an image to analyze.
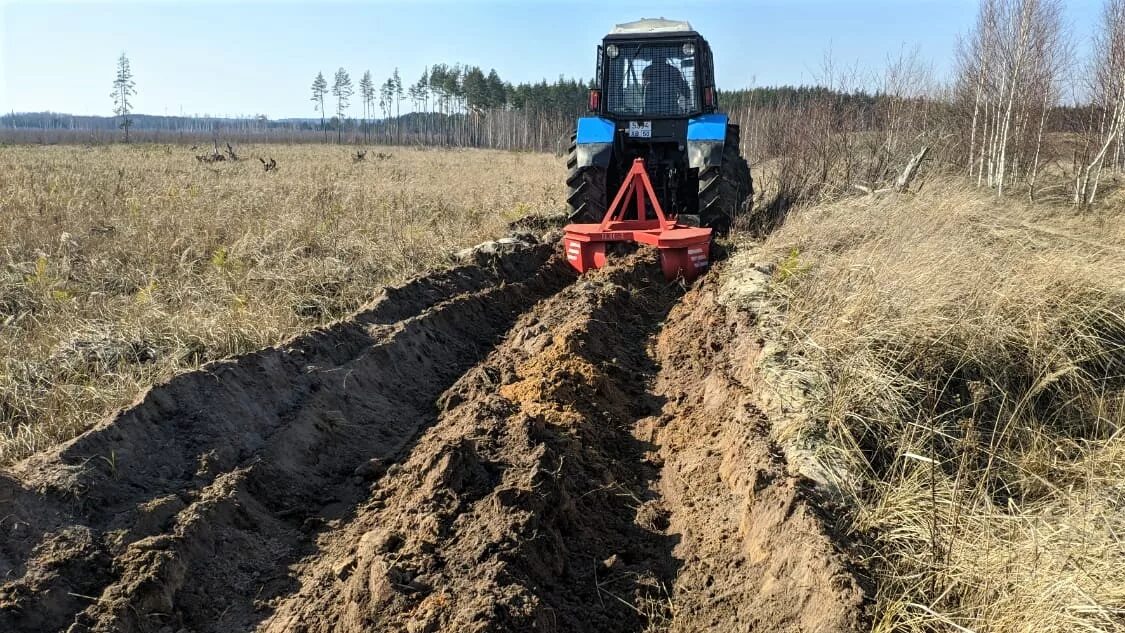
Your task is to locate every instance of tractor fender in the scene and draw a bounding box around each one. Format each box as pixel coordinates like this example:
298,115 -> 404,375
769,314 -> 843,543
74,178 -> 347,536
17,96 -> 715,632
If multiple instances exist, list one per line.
575,116 -> 614,168
687,113 -> 728,171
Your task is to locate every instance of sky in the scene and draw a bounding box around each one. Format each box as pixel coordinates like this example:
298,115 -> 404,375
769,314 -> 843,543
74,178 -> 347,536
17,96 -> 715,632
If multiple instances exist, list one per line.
0,0 -> 1106,118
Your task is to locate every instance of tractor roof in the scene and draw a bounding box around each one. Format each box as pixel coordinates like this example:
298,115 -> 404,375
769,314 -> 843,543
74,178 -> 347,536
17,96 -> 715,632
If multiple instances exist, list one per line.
609,18 -> 695,36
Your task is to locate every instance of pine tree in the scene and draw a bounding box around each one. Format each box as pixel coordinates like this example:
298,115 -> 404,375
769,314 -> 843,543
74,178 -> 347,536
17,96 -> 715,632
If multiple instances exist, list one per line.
359,70 -> 374,143
463,66 -> 488,113
486,69 -> 507,110
391,68 -> 403,142
380,78 -> 394,121
311,72 -> 328,142
332,68 -> 353,143
111,52 -> 136,142
417,67 -> 430,112
414,68 -> 431,142
428,65 -> 446,114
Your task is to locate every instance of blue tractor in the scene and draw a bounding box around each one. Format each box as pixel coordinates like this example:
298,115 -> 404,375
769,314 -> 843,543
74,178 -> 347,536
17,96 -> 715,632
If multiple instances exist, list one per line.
567,18 -> 753,232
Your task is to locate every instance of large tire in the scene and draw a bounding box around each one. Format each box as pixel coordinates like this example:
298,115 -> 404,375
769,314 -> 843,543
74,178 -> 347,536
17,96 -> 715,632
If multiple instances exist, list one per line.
565,131 -> 608,223
698,125 -> 753,233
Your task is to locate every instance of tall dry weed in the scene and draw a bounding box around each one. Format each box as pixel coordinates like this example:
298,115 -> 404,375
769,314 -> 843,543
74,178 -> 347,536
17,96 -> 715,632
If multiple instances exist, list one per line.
730,181 -> 1125,632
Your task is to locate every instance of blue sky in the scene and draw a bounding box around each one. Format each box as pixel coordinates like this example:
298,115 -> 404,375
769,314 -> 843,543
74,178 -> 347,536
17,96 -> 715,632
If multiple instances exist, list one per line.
0,0 -> 1104,118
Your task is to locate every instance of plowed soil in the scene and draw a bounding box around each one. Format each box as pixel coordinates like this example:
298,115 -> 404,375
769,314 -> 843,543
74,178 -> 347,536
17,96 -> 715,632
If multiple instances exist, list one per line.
0,242 -> 864,632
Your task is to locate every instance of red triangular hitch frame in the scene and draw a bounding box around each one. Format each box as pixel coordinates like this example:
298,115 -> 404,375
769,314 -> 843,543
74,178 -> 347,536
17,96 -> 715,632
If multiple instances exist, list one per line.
563,158 -> 712,281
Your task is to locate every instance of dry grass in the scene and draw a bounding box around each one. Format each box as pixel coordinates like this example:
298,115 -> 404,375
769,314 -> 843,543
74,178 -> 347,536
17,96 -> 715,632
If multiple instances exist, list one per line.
0,143 -> 563,464
727,180 -> 1125,632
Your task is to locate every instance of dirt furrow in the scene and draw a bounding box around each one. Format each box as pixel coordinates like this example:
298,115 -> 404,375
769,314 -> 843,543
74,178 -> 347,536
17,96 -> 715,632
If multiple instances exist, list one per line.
0,242 -> 572,633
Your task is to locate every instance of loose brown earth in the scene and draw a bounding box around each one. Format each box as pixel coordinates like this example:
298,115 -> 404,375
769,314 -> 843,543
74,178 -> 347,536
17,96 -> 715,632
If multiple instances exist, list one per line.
0,241 -> 864,632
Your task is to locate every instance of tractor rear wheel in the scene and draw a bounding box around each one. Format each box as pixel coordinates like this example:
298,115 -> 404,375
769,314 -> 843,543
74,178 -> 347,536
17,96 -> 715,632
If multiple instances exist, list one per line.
565,132 -> 608,223
698,125 -> 753,233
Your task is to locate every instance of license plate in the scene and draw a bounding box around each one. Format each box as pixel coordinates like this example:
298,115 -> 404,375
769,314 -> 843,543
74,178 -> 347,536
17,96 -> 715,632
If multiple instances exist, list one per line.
627,121 -> 652,138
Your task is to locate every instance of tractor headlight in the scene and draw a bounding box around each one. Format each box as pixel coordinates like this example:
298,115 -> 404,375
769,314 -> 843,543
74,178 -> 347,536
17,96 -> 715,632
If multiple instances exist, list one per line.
682,42 -> 695,57
606,44 -> 619,58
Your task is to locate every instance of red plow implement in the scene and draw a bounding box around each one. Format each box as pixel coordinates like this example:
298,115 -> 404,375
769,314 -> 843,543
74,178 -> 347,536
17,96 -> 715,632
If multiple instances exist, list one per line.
563,158 -> 713,281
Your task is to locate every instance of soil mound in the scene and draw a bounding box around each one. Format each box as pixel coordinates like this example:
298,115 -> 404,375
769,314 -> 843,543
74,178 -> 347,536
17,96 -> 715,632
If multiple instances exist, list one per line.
647,278 -> 866,631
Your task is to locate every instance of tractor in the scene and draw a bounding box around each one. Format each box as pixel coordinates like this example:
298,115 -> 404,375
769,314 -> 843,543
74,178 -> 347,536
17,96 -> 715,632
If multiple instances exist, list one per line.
566,18 -> 753,233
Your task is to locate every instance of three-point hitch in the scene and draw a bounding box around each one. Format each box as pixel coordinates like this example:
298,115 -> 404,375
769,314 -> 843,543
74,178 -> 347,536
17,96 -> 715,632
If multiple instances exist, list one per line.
562,158 -> 712,281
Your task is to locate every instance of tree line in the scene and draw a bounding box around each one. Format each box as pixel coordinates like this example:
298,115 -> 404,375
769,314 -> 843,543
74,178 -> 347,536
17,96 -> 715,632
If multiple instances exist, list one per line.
303,64 -> 591,150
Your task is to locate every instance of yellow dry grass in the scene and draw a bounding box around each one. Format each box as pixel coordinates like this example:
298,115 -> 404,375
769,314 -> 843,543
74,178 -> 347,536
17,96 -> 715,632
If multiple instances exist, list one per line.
727,179 -> 1125,633
0,143 -> 564,464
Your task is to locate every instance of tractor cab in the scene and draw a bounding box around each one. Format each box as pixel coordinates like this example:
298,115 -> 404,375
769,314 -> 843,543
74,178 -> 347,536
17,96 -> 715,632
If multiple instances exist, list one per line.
594,19 -> 717,120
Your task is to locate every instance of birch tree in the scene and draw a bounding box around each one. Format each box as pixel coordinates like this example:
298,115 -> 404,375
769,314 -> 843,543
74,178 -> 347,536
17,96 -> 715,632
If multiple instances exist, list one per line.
1076,0 -> 1125,206
958,0 -> 1065,196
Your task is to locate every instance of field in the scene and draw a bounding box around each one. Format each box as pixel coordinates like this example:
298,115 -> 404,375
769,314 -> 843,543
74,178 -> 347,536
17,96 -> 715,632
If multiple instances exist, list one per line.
1,145 -> 1123,632
0,144 -> 561,463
